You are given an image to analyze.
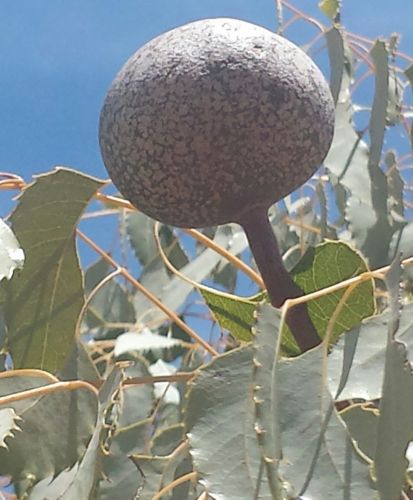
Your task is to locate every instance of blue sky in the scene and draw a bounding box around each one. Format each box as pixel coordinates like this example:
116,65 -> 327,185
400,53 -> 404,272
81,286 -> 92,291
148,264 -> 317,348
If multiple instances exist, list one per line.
1,0 -> 412,191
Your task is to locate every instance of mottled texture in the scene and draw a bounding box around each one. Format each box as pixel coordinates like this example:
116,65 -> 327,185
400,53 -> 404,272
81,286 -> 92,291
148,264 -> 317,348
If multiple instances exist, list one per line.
99,18 -> 335,228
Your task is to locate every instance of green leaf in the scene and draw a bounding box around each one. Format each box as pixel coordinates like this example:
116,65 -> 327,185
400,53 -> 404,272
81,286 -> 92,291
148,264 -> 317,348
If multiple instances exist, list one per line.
325,27 -> 344,104
385,151 -> 404,219
0,407 -> 20,448
369,41 -> 389,172
406,63 -> 413,88
200,287 -> 261,342
389,223 -> 413,277
151,424 -> 185,456
374,339 -> 413,498
252,304 -> 283,497
291,241 -> 375,344
0,219 -> 24,282
386,36 -> 403,126
159,225 -> 189,271
324,33 -> 371,203
84,257 -> 110,294
0,371 -> 98,493
127,211 -> 159,266
186,323 -> 374,498
405,62 -> 413,151
360,41 -> 394,267
341,404 -> 378,461
212,261 -> 237,292
136,225 -> 248,324
130,442 -> 191,500
278,346 -> 373,498
59,341 -> 101,385
85,278 -> 136,340
202,241 -> 374,352
186,345 -> 273,499
319,0 -> 340,20
83,257 -> 136,340
329,302 -> 413,401
160,321 -> 193,362
374,257 -> 413,499
99,419 -> 152,500
1,168 -> 104,372
346,40 -> 403,269
28,368 -> 123,500
117,361 -> 154,428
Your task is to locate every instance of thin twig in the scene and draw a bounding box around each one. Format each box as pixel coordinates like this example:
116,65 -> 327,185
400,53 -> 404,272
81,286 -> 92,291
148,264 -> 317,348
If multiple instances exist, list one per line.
0,369 -> 58,382
0,380 -> 98,406
284,254 -> 413,311
123,372 -> 194,387
152,472 -> 197,500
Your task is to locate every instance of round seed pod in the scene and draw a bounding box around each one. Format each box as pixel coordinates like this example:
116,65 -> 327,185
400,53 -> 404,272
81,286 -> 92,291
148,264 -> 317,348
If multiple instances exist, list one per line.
99,18 -> 336,352
99,17 -> 335,229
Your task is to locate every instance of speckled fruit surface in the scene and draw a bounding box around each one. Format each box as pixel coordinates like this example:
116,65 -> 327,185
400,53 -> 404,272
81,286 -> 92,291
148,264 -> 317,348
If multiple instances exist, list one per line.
99,17 -> 335,228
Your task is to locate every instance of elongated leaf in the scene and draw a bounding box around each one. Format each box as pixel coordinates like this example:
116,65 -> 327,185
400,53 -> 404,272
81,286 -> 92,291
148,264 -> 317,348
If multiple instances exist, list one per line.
127,213 -> 188,271
389,223 -> 413,278
28,368 -> 122,500
0,219 -> 24,282
325,27 -> 344,104
252,304 -> 282,496
186,346 -> 272,499
127,211 -> 159,266
386,36 -> 403,126
405,62 -> 413,151
385,151 -> 404,219
1,168 -> 104,372
374,257 -> 413,499
374,339 -> 413,499
0,371 -> 98,494
329,302 -> 413,401
406,64 -> 413,88
369,41 -> 389,174
324,35 -> 371,203
346,40 -> 403,269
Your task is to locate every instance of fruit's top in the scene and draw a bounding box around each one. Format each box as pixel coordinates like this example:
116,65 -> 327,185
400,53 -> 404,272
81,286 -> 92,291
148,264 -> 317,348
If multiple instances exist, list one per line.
99,18 -> 335,228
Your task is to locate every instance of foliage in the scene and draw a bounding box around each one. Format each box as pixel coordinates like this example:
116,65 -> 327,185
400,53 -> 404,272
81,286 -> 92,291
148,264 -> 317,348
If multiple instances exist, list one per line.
1,1 -> 413,498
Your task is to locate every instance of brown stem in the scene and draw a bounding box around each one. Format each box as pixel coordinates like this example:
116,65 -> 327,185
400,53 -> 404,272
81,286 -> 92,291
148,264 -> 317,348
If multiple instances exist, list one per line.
240,207 -> 320,352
